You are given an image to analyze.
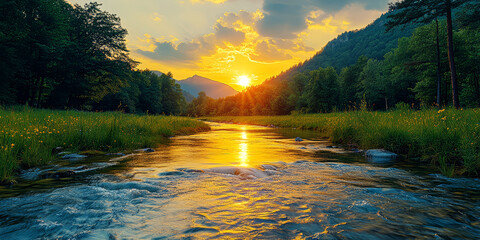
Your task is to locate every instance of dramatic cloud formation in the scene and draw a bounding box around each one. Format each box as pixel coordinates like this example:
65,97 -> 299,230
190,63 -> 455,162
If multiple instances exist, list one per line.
257,0 -> 388,38
69,0 -> 390,90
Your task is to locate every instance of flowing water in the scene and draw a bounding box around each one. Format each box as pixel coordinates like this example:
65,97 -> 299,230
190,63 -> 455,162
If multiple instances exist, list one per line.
1,123 -> 480,239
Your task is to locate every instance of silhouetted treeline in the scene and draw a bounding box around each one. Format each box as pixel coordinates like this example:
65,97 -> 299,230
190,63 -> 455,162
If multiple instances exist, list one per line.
188,2 -> 480,116
0,0 -> 185,114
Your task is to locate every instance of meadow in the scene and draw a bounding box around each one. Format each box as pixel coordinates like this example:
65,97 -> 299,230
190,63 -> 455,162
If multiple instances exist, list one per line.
205,108 -> 480,177
0,107 -> 210,181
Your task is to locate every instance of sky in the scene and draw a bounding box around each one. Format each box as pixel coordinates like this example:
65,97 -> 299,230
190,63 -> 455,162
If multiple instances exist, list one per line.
69,0 -> 391,90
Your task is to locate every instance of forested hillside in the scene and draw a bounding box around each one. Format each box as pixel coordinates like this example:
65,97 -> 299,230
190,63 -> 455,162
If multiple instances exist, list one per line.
268,13 -> 419,84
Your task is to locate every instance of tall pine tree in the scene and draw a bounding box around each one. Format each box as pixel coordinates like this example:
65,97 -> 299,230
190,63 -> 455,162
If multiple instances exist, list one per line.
386,0 -> 468,109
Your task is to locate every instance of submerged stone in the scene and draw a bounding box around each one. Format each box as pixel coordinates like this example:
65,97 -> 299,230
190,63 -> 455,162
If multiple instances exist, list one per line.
62,154 -> 87,160
40,170 -> 76,179
51,147 -> 64,154
295,137 -> 303,142
365,149 -> 397,163
106,152 -> 126,156
135,148 -> 155,153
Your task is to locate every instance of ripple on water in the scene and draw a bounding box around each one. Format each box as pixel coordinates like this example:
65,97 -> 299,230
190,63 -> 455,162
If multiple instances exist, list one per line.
1,161 -> 480,239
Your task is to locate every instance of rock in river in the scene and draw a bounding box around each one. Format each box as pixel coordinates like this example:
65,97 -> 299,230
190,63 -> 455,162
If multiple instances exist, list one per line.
365,149 -> 397,163
62,154 -> 87,160
135,148 -> 155,153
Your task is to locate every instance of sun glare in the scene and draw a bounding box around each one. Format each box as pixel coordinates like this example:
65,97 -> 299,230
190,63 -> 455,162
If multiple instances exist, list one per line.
237,75 -> 251,88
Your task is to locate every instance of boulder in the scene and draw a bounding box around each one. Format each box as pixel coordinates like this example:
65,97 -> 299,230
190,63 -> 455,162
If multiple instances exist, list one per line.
51,147 -> 64,154
62,154 -> 87,160
134,148 -> 155,153
365,149 -> 397,163
40,170 -> 76,179
295,137 -> 303,142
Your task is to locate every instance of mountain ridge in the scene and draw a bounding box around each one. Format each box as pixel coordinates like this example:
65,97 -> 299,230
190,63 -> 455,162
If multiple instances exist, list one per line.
178,75 -> 238,99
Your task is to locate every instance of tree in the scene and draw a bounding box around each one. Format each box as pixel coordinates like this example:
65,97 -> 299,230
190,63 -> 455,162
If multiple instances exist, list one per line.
338,56 -> 368,110
302,67 -> 340,113
386,0 -> 468,109
48,2 -> 136,109
357,59 -> 390,110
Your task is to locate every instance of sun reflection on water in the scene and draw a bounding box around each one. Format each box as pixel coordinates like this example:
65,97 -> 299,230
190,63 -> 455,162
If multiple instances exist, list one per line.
239,129 -> 249,167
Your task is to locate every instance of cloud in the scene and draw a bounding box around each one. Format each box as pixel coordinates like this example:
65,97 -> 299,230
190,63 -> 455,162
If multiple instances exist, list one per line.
137,34 -> 217,62
257,0 -> 389,38
250,40 -> 292,63
152,12 -> 162,22
218,10 -> 262,29
189,0 -> 228,4
136,21 -> 246,64
136,1 -> 387,66
257,1 -> 311,39
214,23 -> 245,46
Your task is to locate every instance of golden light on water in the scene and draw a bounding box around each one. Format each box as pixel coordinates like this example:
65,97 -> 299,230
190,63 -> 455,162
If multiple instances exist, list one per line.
239,143 -> 248,167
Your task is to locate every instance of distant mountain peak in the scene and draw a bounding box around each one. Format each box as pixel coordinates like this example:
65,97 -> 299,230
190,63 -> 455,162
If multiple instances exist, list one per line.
178,75 -> 238,99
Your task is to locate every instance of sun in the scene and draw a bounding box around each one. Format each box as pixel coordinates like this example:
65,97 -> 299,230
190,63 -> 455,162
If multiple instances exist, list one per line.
237,75 -> 251,88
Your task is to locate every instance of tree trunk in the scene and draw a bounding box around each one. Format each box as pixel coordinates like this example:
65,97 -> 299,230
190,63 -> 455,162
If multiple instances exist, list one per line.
385,96 -> 388,111
36,77 -> 45,108
446,0 -> 460,109
435,18 -> 442,108
474,72 -> 480,107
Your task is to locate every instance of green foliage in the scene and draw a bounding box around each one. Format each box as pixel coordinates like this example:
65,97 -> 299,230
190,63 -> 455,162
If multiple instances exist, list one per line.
0,1 -> 186,115
0,107 -> 209,181
302,67 -> 340,113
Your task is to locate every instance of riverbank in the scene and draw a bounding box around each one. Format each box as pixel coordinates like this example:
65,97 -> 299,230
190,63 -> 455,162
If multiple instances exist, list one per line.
204,109 -> 480,177
0,107 -> 210,182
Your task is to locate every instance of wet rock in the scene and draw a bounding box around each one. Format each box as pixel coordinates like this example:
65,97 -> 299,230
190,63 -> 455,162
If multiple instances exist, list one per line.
299,147 -> 307,150
40,170 -> 76,179
158,171 -> 185,176
365,149 -> 397,163
351,148 -> 363,153
0,179 -> 17,186
106,152 -> 126,156
62,154 -> 87,160
20,168 -> 45,180
205,166 -> 268,178
295,137 -> 303,142
177,168 -> 205,173
134,148 -> 155,153
294,160 -> 310,164
51,147 -> 64,154
261,164 -> 277,170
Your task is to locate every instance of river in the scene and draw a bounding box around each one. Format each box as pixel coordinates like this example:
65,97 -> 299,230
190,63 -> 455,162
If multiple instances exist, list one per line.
1,122 -> 479,239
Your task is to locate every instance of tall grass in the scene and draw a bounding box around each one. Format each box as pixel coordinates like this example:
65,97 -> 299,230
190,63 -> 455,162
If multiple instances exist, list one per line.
0,106 -> 209,181
206,108 -> 480,177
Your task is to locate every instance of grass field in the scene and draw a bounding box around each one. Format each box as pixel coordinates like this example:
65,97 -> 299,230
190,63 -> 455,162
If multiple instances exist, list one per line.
0,107 -> 210,181
205,109 -> 480,177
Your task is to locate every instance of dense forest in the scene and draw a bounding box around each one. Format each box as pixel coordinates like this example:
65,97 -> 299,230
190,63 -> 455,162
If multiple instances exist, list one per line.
0,0 -> 185,115
187,0 -> 480,116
